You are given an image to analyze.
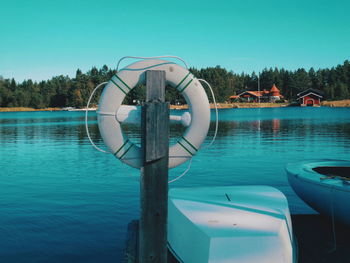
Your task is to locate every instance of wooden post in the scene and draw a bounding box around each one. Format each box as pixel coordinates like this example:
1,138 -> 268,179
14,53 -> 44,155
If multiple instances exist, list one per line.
140,70 -> 169,263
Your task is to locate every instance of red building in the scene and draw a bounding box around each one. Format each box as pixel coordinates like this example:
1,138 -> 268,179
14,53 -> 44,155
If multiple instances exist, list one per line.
297,88 -> 323,107
231,84 -> 282,103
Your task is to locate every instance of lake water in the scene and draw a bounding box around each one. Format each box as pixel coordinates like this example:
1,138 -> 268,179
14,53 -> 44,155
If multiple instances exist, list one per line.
0,107 -> 349,262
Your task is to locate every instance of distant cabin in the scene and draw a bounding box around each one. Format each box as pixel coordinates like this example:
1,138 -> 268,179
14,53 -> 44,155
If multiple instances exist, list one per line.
297,88 -> 323,107
230,84 -> 282,103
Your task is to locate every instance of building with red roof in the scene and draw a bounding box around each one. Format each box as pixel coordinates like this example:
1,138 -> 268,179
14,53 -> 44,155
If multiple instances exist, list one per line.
230,84 -> 282,103
297,88 -> 323,106
270,84 -> 280,97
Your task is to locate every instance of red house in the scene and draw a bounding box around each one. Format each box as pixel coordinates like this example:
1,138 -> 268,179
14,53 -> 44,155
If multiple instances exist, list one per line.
297,88 -> 323,107
231,84 -> 282,103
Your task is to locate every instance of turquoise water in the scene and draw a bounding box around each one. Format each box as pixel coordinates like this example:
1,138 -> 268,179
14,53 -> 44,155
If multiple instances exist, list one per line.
0,107 -> 349,262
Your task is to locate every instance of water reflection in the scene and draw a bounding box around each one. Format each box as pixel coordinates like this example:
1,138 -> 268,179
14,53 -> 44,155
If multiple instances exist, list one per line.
0,108 -> 350,263
215,117 -> 350,143
0,112 -> 188,147
1,109 -> 350,149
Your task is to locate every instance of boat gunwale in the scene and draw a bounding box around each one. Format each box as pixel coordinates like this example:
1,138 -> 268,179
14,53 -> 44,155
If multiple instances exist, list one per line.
286,160 -> 350,192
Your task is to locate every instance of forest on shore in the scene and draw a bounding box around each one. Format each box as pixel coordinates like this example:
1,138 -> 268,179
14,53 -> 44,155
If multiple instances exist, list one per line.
1,60 -> 350,108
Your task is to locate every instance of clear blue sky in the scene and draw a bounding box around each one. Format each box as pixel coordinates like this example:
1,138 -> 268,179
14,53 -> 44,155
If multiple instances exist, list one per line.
1,0 -> 349,82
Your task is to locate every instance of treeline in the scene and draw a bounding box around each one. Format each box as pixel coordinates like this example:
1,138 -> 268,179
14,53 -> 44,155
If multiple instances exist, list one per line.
0,66 -> 115,108
1,60 -> 350,108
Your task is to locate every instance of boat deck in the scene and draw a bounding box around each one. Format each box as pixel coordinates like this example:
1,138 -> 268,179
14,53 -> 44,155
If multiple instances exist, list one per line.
125,214 -> 350,263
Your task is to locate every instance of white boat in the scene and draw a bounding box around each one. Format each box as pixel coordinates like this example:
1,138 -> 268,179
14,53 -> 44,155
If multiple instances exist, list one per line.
168,186 -> 296,263
286,159 -> 350,225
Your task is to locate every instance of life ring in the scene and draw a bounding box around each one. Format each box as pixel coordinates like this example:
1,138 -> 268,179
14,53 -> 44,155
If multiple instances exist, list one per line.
97,59 -> 210,169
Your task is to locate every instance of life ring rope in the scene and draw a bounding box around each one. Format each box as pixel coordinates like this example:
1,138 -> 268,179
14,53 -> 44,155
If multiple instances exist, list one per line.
175,72 -> 191,89
115,75 -> 131,91
178,141 -> 194,156
111,78 -> 128,95
118,143 -> 135,160
119,61 -> 176,72
175,73 -> 194,93
85,81 -> 111,154
114,64 -> 195,97
116,56 -> 187,71
198,79 -> 219,149
97,59 -> 210,169
86,57 -> 218,176
98,59 -> 213,169
178,136 -> 198,156
179,78 -> 193,93
113,139 -> 130,157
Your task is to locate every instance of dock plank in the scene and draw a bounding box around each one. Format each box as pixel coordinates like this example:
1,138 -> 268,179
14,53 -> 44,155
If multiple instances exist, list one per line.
124,220 -> 179,263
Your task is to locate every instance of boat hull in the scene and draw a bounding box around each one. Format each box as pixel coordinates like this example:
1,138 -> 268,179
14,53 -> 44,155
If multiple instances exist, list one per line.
168,186 -> 295,263
286,160 -> 350,226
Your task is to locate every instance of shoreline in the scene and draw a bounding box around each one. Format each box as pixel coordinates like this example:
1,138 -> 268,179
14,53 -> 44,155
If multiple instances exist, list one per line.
171,102 -> 289,109
0,107 -> 61,112
1,100 -> 350,112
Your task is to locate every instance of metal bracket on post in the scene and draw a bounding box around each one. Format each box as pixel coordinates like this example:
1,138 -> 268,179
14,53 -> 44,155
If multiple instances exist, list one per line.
140,70 -> 169,263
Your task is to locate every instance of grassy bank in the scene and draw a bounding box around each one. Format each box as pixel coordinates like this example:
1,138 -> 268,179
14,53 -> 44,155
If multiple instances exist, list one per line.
171,102 -> 289,109
220,102 -> 289,108
0,107 -> 61,112
321,100 -> 350,107
172,100 -> 350,109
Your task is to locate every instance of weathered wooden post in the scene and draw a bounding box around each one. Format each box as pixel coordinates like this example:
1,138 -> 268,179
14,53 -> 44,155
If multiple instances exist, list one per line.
140,70 -> 169,263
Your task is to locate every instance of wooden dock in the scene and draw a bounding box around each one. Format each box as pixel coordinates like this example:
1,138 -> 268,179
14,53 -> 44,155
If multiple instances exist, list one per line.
124,220 -> 178,263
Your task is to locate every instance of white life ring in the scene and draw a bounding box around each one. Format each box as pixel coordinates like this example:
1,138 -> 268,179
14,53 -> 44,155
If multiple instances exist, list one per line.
97,59 -> 210,169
